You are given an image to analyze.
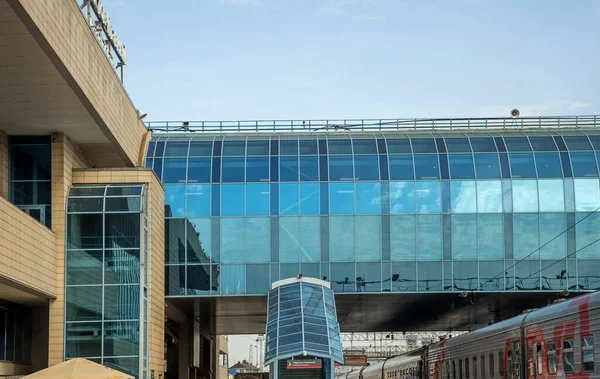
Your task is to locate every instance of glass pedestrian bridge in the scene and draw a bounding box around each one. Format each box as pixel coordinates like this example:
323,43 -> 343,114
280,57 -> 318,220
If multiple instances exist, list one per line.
264,276 -> 343,379
147,116 -> 600,298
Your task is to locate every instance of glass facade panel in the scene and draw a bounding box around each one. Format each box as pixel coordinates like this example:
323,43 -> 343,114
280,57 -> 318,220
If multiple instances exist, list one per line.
474,153 -> 501,179
354,155 -> 379,180
414,154 -> 440,179
416,181 -> 441,214
330,182 -> 354,214
576,213 -> 600,259
390,182 -> 415,214
221,218 -> 245,263
165,186 -> 185,217
162,158 -> 187,183
452,215 -> 477,260
329,156 -> 354,181
514,214 -> 539,259
574,179 -> 600,211
509,153 -> 537,178
280,183 -> 299,215
187,158 -> 211,183
449,154 -> 475,179
299,156 -> 319,181
246,184 -> 269,216
330,216 -> 354,261
389,155 -> 415,180
246,157 -> 269,182
534,153 -> 562,178
187,185 -> 210,216
538,179 -> 565,212
539,213 -> 566,260
299,183 -> 319,215
280,217 -> 300,262
391,216 -> 416,260
476,180 -> 502,213
451,181 -> 476,213
512,180 -> 539,212
355,216 -> 381,261
478,214 -> 503,259
356,182 -> 380,214
246,218 -> 270,262
299,217 -> 320,262
417,215 -> 442,260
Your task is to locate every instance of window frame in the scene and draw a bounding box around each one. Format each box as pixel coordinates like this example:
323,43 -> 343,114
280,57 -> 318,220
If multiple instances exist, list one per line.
546,341 -> 556,374
582,335 -> 594,373
563,338 -> 575,374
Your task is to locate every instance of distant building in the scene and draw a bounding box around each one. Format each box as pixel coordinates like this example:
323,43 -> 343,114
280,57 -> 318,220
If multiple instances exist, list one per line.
230,361 -> 262,374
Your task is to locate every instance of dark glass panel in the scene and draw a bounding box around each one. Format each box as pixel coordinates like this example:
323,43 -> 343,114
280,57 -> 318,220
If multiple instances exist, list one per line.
280,139 -> 299,155
246,157 -> 269,182
388,155 -> 414,180
246,264 -> 271,294
187,265 -> 211,295
146,141 -> 156,157
504,137 -> 532,151
105,213 -> 140,249
211,184 -> 220,216
448,154 -> 475,179
187,218 -> 211,263
498,153 -> 511,178
9,142 -> 51,180
553,136 -> 567,151
515,260 -> 540,290
318,139 -> 327,154
106,186 -> 143,196
10,181 -> 51,205
270,157 -> 279,182
67,197 -> 103,213
104,285 -> 140,320
270,138 -> 279,155
331,263 -> 355,293
162,158 -> 188,183
104,321 -> 139,356
444,138 -> 471,153
479,261 -> 504,291
328,139 -> 352,154
379,155 -> 389,180
104,358 -> 138,377
166,265 -> 185,296
354,155 -> 379,180
377,139 -> 387,154
66,286 -> 102,321
300,156 -> 319,181
563,136 -> 592,150
410,138 -> 437,153
280,156 -> 299,182
529,136 -> 558,151
165,219 -> 186,264
352,139 -> 377,154
299,140 -> 318,155
414,154 -> 439,179
246,140 -> 269,155
392,262 -> 416,292
155,141 -> 165,157
560,152 -> 573,177
329,156 -> 354,181
439,154 -> 449,180
270,183 -> 279,216
69,187 -> 106,197
189,140 -> 213,156
211,157 -> 221,182
222,140 -> 246,156
587,135 -> 600,150
469,137 -> 497,152
453,261 -> 478,291
65,322 -> 102,358
105,197 -> 141,212
280,263 -> 300,280
541,260 -> 567,291
534,153 -> 563,178
578,260 -> 600,290
222,157 -> 245,182
570,152 -> 598,177
435,138 -> 446,153
509,153 -> 536,178
153,158 -> 163,180
66,250 -> 103,285
474,153 -> 501,179
67,213 -> 103,249
164,141 -> 189,156
494,137 -> 507,152
418,261 -> 442,291
319,183 -> 329,215
386,139 -> 412,154
187,157 -> 211,183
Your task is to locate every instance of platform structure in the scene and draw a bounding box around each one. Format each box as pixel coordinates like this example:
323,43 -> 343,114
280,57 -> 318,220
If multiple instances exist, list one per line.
264,276 -> 344,379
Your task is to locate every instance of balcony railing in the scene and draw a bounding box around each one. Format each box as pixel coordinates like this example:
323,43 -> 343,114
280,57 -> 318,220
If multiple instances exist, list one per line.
146,115 -> 600,133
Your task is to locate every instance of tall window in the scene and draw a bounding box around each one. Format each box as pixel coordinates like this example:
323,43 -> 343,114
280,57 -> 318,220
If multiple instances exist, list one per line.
563,339 -> 574,373
582,336 -> 594,372
536,343 -> 543,375
489,352 -> 495,377
498,351 -> 505,376
8,136 -> 51,227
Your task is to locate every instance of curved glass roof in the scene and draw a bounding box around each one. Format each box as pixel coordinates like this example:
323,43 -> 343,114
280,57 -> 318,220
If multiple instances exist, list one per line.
264,280 -> 343,366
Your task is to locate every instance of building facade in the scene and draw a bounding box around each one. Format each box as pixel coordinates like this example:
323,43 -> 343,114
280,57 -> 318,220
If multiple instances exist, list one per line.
149,127 -> 600,298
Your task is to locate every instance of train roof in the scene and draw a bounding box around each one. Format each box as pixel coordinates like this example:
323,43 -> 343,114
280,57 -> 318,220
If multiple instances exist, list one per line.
361,360 -> 386,375
382,354 -> 422,368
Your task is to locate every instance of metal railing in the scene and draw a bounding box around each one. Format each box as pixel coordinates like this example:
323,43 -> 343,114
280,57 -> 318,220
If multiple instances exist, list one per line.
146,115 -> 600,133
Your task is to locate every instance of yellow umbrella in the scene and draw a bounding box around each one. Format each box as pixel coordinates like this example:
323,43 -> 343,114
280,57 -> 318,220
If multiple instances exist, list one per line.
22,358 -> 133,379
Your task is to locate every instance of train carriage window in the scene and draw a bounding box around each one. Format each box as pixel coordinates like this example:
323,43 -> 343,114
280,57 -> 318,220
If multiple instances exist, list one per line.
466,358 -> 470,379
452,360 -> 456,379
446,361 -> 450,379
582,335 -> 594,372
459,359 -> 463,379
473,356 -> 478,379
499,352 -> 505,376
507,350 -> 512,379
536,343 -> 543,375
563,339 -> 575,373
489,353 -> 495,378
480,355 -> 486,379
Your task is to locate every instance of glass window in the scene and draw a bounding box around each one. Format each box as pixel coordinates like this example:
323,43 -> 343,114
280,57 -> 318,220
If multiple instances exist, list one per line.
165,219 -> 185,264
222,157 -> 245,182
330,182 -> 354,214
449,154 -> 475,179
246,140 -> 269,155
299,217 -> 320,262
246,218 -> 269,262
189,141 -> 213,156
414,154 -> 439,179
280,183 -> 299,215
103,285 -> 140,320
330,216 -> 354,261
444,138 -> 471,153
547,342 -> 556,374
280,217 -> 299,262
411,138 -> 437,153
417,215 -> 442,260
162,158 -> 187,183
469,137 -> 497,152
246,184 -> 269,216
538,179 -> 564,212
478,214 -> 503,259
328,139 -> 352,154
353,139 -> 377,154
529,136 -> 558,151
10,141 -> 51,181
389,155 -> 415,180
509,153 -> 537,178
451,180 -> 476,213
104,321 -> 139,357
183,159 -> 211,187
504,137 -> 532,151
187,218 -> 211,263
418,261 -> 442,291
280,156 -> 299,182
356,262 -> 381,292
479,260 -> 504,290
476,180 -> 502,213
219,264 -> 245,294
582,335 -> 594,372
299,183 -> 319,215
356,182 -> 380,214
246,157 -> 269,182
564,136 -> 592,150
280,139 -> 299,155
221,218 -> 245,263
574,179 -> 600,211
563,339 -> 574,373
355,216 -> 381,261
164,141 -> 189,156
452,215 -> 477,260
571,152 -> 598,177
65,322 -> 102,358
66,250 -> 103,285
246,264 -> 270,294
299,156 -> 318,181
576,213 -> 600,259
390,182 -> 415,214
386,139 -> 412,153
474,153 -> 501,179
187,184 -> 210,216
514,214 -> 539,259
222,140 -> 246,156
299,140 -> 318,155
534,152 -> 563,178
221,184 -> 244,216
391,216 -> 416,260
165,186 -> 185,217
416,182 -> 443,216
354,155 -> 379,180
329,156 -> 354,181
512,180 -> 539,212
330,263 -> 354,292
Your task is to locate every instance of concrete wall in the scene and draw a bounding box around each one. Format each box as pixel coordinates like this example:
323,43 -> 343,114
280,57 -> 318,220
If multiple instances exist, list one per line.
7,0 -> 148,167
215,337 -> 229,379
72,168 -> 165,377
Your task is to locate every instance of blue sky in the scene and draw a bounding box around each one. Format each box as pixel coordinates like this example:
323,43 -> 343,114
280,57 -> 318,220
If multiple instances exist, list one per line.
105,0 -> 599,122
